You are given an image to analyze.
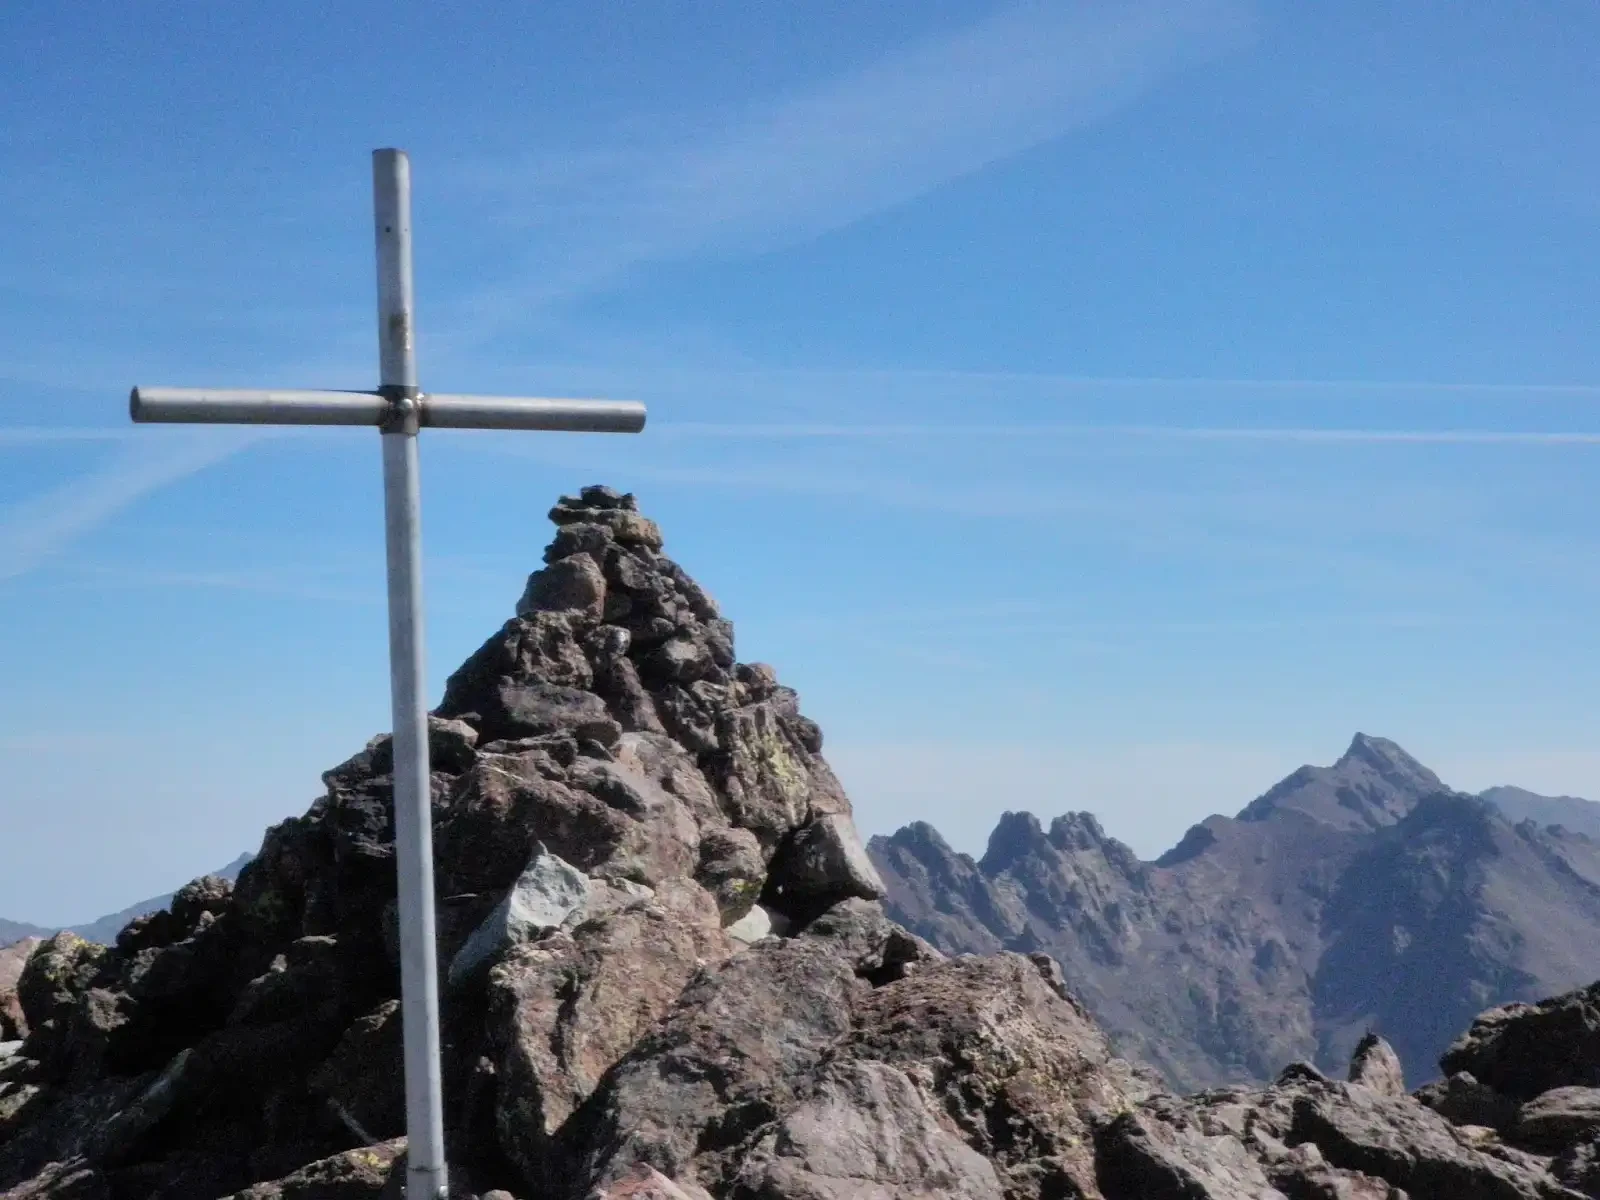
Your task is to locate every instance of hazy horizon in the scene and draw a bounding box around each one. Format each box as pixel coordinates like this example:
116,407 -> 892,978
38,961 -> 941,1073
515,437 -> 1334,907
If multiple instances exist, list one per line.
6,729 -> 1591,930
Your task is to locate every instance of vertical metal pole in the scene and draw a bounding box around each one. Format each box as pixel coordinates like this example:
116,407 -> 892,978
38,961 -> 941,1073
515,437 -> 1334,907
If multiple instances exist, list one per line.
373,148 -> 448,1200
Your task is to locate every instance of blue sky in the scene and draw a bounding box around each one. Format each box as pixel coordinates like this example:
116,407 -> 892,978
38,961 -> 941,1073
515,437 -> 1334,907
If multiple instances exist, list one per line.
4,1 -> 1600,923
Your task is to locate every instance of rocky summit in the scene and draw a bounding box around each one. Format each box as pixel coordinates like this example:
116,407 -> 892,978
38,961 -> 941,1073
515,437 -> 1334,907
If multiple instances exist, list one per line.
870,734 -> 1600,1094
4,488 -> 1600,1200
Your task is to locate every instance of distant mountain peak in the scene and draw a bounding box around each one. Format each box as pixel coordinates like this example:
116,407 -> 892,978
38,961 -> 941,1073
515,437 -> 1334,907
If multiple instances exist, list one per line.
1238,733 -> 1444,833
1047,811 -> 1109,851
870,735 -> 1600,1095
979,810 -> 1049,874
1338,733 -> 1438,784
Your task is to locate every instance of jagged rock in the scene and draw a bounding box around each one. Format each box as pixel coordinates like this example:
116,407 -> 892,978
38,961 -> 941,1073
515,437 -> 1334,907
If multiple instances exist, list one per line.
0,938 -> 40,1042
764,814 -> 885,922
16,935 -> 105,1039
518,555 -> 608,621
589,1164 -> 712,1199
357,716 -> 481,782
489,682 -> 621,745
711,698 -> 851,843
215,1138 -> 404,1198
1443,985 -> 1600,1102
168,875 -> 235,928
1277,1076 -> 1564,1200
567,922 -> 882,1192
447,848 -> 590,987
729,1060 -> 1005,1198
434,752 -> 631,890
847,952 -> 1151,1197
486,879 -> 731,1183
570,741 -> 704,889
1093,1105 -> 1285,1199
87,1046 -> 192,1165
694,828 -> 766,923
1348,1032 -> 1407,1097
1552,1131 -> 1600,1197
548,498 -> 662,551
2,1160 -> 111,1199
723,905 -> 777,946
1417,1070 -> 1524,1132
15,933 -> 109,1077
1519,1087 -> 1600,1151
307,1001 -> 404,1143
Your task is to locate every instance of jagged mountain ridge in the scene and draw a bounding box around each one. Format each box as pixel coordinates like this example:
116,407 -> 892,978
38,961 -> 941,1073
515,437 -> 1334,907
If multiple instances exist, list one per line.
869,733 -> 1600,1092
1483,784 -> 1600,841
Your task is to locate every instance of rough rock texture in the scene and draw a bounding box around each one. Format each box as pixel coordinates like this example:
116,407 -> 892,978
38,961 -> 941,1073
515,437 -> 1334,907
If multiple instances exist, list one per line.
7,488 -> 1600,1200
1440,983 -> 1600,1102
1518,1088 -> 1600,1151
1348,1031 -> 1407,1098
871,734 -> 1600,1090
1,856 -> 254,953
0,938 -> 41,1043
447,848 -> 591,987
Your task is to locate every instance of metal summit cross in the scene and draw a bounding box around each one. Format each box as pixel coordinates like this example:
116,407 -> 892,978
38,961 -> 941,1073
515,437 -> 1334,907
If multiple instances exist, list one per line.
129,149 -> 646,1199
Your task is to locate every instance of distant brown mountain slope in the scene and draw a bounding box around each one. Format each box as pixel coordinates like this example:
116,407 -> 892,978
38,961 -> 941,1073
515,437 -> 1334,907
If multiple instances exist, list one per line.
1481,783 -> 1600,840
868,733 -> 1600,1092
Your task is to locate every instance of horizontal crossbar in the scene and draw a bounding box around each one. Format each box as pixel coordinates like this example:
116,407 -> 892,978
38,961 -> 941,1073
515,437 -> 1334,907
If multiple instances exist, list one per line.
129,387 -> 647,433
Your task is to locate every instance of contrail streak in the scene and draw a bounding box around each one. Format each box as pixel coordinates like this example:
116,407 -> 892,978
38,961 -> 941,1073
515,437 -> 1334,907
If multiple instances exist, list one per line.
648,423 -> 1600,444
0,432 -> 266,580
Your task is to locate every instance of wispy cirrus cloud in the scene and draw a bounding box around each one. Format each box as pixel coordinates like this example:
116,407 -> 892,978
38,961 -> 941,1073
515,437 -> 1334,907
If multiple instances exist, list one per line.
0,428 -> 138,444
0,431 -> 265,580
439,0 -> 1256,338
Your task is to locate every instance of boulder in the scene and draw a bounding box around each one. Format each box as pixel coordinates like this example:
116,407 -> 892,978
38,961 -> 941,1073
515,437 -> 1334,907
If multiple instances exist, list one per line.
485,879 -> 731,1183
1517,1086 -> 1600,1151
518,554 -> 608,621
729,1060 -> 1005,1199
1441,982 -> 1600,1101
694,827 -> 766,923
0,938 -> 41,1042
724,905 -> 778,946
1416,1070 -> 1523,1132
307,1001 -> 405,1143
447,848 -> 590,987
1552,1130 -> 1600,1197
764,814 -> 885,923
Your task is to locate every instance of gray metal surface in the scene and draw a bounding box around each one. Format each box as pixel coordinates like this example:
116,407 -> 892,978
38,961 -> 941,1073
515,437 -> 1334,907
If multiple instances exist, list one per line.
374,149 -> 418,393
422,394 -> 645,432
374,148 -> 449,1200
130,387 -> 644,434
130,387 -> 387,425
128,148 -> 648,1200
